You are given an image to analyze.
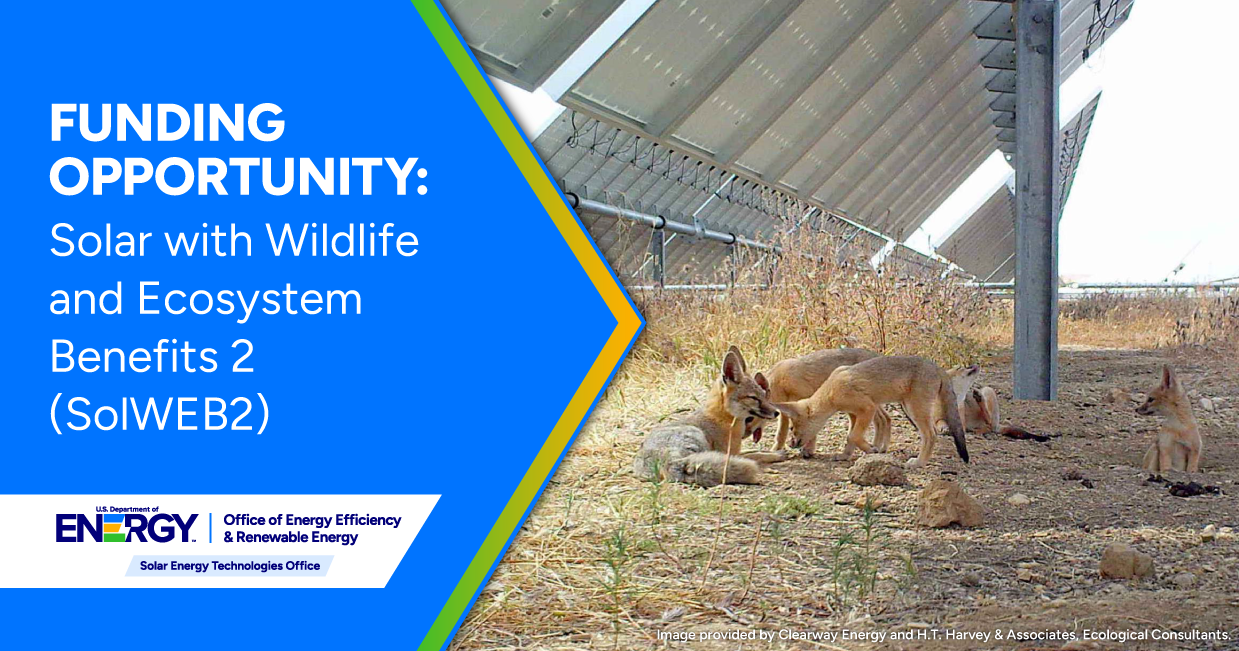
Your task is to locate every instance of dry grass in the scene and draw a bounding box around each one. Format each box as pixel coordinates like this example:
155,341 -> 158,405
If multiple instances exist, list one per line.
449,232 -> 1239,651
632,232 -> 1004,374
1054,291 -> 1239,352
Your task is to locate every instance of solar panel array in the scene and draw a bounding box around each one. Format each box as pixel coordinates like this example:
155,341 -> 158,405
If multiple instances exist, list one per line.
940,185 -> 1016,282
938,92 -> 1104,281
444,0 -> 629,91
443,0 -> 1130,282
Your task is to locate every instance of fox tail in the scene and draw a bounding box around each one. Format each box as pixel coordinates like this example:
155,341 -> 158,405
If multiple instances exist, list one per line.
939,382 -> 970,463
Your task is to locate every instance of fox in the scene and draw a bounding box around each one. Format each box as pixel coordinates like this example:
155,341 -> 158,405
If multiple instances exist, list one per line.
756,347 -> 893,452
774,356 -> 973,468
962,386 -> 1001,433
633,346 -> 790,487
931,369 -> 996,434
1138,364 -> 1202,473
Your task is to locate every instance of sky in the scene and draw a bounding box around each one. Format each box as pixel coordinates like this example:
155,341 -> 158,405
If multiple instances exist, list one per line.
492,2 -> 1239,284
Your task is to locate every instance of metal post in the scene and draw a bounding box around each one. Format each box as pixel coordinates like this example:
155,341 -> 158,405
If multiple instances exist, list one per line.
728,245 -> 738,288
1013,0 -> 1060,400
649,227 -> 666,287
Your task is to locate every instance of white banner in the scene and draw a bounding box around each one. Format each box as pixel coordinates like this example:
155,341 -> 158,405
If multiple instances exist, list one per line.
0,495 -> 438,587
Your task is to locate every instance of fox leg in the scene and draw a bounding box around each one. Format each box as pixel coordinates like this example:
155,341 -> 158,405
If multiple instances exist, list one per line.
1157,431 -> 1176,473
829,414 -> 861,461
1184,438 -> 1201,473
775,413 -> 791,451
800,427 -> 818,459
871,408 -> 892,453
1142,443 -> 1160,472
903,400 -> 936,469
846,408 -> 875,455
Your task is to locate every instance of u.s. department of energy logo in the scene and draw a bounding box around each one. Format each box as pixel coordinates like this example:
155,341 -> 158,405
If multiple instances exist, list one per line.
56,513 -> 198,542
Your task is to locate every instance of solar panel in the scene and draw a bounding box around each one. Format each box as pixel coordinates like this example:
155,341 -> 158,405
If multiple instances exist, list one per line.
442,0 -> 1131,284
936,90 -> 1103,279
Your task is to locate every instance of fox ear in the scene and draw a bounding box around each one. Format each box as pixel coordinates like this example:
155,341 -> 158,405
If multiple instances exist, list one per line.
1161,364 -> 1176,389
726,345 -> 747,372
722,349 -> 745,385
754,372 -> 770,392
1162,365 -> 1181,391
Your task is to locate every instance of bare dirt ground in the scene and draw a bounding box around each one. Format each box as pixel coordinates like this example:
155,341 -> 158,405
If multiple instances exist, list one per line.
452,346 -> 1238,651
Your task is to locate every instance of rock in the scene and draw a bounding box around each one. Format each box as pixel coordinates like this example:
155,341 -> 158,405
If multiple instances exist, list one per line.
960,571 -> 982,587
660,606 -> 687,622
1201,524 -> 1217,542
1200,397 -> 1214,412
916,479 -> 984,528
1008,493 -> 1032,506
1170,572 -> 1197,589
1016,568 -> 1048,584
853,494 -> 885,511
1060,468 -> 1084,481
1099,543 -> 1154,579
1105,388 -> 1131,404
849,454 -> 908,486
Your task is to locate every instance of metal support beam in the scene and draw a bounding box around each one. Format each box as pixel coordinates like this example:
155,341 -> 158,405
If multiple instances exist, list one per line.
993,112 -> 1015,129
569,195 -> 782,254
567,195 -> 941,273
728,245 -> 738,288
1013,0 -> 1061,400
649,227 -> 666,287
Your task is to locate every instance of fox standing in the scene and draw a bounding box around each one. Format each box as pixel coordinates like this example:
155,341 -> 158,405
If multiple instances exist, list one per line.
1138,364 -> 1202,473
758,348 -> 893,451
775,356 -> 974,468
633,347 -> 790,487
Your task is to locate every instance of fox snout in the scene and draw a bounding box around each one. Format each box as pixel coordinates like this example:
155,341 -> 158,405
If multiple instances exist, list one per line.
754,404 -> 779,421
1136,398 -> 1157,416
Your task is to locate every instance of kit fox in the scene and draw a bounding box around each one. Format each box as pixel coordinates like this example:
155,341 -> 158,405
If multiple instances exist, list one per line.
775,356 -> 973,468
758,348 -> 893,452
1138,365 -> 1202,473
963,386 -> 1000,433
633,346 -> 790,487
931,368 -> 993,433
